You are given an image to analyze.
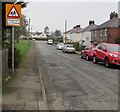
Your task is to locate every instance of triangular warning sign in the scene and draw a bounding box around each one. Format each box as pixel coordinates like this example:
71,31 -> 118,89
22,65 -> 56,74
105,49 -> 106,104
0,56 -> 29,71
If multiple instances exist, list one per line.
7,6 -> 20,18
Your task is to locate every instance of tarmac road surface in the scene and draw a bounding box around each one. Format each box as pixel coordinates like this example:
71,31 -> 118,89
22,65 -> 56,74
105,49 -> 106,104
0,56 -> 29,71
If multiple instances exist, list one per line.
35,41 -> 119,110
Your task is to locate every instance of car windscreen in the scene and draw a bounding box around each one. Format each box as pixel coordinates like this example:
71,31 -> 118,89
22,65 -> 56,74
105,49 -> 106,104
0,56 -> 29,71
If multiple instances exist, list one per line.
58,43 -> 64,46
106,45 -> 120,52
67,45 -> 74,47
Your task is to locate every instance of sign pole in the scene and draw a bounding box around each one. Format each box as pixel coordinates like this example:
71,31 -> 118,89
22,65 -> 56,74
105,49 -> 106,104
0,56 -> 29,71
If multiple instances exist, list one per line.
6,4 -> 21,74
12,26 -> 14,74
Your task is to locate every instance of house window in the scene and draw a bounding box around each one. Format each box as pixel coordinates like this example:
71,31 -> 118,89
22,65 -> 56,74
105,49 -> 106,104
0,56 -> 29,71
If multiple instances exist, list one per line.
95,31 -> 97,37
92,31 -> 95,37
100,30 -> 103,36
105,29 -> 107,36
91,31 -> 94,37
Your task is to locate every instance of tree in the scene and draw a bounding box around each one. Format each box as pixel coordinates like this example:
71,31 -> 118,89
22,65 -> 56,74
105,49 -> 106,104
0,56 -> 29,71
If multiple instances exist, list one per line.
54,30 -> 62,37
14,14 -> 28,43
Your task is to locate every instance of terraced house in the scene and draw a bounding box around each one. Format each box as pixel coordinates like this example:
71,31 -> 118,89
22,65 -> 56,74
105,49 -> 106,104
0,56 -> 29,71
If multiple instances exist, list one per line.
63,25 -> 82,43
80,20 -> 98,46
91,11 -> 120,44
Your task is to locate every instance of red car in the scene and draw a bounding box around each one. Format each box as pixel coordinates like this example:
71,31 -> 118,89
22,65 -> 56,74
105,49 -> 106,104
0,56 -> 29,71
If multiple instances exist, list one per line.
81,46 -> 96,61
93,43 -> 120,68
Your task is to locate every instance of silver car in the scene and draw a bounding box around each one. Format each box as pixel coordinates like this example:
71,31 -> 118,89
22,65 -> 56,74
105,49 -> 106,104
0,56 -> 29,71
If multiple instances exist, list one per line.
63,44 -> 76,53
57,43 -> 64,50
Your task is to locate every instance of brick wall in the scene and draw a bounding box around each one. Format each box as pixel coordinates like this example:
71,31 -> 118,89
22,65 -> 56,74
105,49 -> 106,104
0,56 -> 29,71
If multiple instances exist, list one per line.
108,28 -> 120,43
91,30 -> 108,42
91,28 -> 120,43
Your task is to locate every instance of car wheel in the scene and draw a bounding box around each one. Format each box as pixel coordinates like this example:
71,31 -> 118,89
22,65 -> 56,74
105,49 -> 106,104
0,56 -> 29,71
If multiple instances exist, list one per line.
105,58 -> 111,68
86,55 -> 89,61
93,55 -> 97,64
81,54 -> 83,59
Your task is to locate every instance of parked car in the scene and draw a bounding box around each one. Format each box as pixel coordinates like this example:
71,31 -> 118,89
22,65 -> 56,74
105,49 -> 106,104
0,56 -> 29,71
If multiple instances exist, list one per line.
81,46 -> 96,61
63,44 -> 76,53
47,39 -> 53,45
57,43 -> 64,50
93,43 -> 120,68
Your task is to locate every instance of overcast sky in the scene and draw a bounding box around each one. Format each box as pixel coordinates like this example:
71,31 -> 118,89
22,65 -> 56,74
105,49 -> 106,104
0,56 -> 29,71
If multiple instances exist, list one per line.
22,0 -> 119,33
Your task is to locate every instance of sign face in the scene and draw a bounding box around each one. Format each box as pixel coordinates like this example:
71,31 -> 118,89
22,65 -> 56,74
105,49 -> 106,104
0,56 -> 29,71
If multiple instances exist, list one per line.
6,4 -> 21,26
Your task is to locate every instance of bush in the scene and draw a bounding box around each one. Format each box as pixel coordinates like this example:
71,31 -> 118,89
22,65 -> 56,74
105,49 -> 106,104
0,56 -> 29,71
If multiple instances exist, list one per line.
64,42 -> 80,51
8,47 -> 22,68
72,42 -> 80,51
80,45 -> 86,51
115,37 -> 120,44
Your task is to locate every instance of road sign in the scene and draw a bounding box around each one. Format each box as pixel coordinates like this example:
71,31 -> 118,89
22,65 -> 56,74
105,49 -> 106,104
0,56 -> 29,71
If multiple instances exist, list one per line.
6,4 -> 21,26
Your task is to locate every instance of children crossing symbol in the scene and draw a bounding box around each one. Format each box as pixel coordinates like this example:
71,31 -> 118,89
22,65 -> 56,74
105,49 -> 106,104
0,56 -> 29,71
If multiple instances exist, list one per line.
7,6 -> 20,18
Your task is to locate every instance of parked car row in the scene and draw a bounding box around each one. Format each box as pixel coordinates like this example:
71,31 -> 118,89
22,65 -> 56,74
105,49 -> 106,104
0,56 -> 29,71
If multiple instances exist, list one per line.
81,43 -> 120,68
47,40 -> 120,68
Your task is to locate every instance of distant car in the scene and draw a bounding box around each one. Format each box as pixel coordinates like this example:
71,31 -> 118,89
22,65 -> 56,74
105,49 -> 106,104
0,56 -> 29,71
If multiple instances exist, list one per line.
93,43 -> 120,68
32,39 -> 35,41
47,39 -> 53,45
57,43 -> 64,50
63,44 -> 76,53
81,46 -> 96,61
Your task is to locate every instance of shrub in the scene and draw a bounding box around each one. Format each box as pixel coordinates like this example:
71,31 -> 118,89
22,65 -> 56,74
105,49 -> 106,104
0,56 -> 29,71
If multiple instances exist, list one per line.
72,42 -> 80,51
80,45 -> 86,51
115,37 -> 120,44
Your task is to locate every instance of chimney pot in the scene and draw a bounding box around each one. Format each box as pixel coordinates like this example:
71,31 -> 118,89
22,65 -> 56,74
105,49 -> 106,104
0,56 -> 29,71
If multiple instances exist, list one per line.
89,20 -> 95,25
110,11 -> 118,19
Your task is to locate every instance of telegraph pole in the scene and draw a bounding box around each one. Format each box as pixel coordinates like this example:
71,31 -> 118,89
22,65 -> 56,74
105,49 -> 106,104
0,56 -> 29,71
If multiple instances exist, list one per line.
65,20 -> 67,43
28,18 -> 30,41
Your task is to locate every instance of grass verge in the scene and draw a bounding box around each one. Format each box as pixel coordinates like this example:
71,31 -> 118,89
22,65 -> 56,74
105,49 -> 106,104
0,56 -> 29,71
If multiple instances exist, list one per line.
15,40 -> 31,59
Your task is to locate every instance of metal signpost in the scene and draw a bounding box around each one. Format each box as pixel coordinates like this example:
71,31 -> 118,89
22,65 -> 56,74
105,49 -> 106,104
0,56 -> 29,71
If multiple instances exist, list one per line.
6,4 -> 21,73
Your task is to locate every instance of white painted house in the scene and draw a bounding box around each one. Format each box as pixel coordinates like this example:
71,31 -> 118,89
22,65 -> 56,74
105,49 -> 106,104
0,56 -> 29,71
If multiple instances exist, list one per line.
63,25 -> 82,42
80,20 -> 98,46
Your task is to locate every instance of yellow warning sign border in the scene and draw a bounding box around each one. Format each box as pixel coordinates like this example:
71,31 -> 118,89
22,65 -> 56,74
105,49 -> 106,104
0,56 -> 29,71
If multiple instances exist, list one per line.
6,4 -> 22,26
7,6 -> 21,18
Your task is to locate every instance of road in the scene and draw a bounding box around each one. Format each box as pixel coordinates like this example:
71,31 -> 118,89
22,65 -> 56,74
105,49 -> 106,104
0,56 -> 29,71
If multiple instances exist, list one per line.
35,41 -> 118,110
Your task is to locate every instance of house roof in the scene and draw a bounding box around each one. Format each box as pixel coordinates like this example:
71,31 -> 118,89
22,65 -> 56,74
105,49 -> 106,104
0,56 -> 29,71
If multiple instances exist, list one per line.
91,17 -> 120,30
69,27 -> 83,33
81,24 -> 98,32
63,29 -> 73,34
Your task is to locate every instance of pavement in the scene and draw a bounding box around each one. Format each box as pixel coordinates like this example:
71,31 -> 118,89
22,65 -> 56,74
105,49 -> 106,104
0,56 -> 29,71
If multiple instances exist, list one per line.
2,42 -> 48,110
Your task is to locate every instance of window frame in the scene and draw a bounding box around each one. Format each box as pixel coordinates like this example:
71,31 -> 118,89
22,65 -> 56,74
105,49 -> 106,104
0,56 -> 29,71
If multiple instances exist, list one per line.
100,29 -> 103,37
105,29 -> 107,36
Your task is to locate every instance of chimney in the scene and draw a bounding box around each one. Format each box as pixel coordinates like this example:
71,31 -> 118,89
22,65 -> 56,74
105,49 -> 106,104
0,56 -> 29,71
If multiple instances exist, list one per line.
73,25 -> 80,29
76,25 -> 80,28
110,11 -> 118,19
89,20 -> 95,25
